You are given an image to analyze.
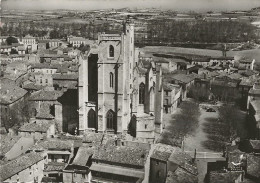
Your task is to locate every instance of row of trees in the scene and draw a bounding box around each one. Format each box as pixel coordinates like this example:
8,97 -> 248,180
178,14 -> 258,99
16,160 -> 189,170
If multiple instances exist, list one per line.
147,20 -> 258,44
188,83 -> 241,104
159,101 -> 200,147
202,105 -> 247,152
1,19 -> 258,44
0,21 -> 112,39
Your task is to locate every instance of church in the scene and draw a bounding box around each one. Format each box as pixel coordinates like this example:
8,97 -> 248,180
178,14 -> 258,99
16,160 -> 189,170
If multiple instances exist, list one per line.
78,19 -> 164,142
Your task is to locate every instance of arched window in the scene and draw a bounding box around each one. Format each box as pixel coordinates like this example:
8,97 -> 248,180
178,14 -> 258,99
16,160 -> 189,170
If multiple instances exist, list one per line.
109,72 -> 114,88
88,109 -> 96,129
109,45 -> 114,57
107,110 -> 115,130
139,83 -> 145,104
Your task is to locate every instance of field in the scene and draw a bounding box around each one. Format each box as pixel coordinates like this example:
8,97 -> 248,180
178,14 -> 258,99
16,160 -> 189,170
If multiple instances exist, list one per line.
141,46 -> 260,62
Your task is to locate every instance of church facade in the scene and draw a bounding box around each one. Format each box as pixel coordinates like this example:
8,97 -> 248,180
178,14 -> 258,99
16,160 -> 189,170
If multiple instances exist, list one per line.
78,20 -> 163,142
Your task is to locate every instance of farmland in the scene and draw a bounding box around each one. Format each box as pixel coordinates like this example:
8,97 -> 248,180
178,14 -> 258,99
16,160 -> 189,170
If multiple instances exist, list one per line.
141,46 -> 260,62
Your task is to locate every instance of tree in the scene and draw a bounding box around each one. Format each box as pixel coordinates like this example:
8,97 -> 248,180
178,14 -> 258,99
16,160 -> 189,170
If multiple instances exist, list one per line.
49,30 -> 60,39
187,85 -> 210,102
1,99 -> 30,132
6,36 -> 18,45
78,44 -> 90,53
10,48 -> 18,55
158,101 -> 200,146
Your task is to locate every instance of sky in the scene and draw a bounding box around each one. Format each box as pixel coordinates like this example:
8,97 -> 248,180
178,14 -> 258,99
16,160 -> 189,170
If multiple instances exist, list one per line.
2,0 -> 260,12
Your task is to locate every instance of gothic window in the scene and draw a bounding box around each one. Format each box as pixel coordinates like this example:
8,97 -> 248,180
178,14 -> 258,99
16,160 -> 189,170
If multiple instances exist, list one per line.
109,45 -> 114,57
139,82 -> 145,104
88,109 -> 96,129
110,72 -> 114,88
107,110 -> 115,130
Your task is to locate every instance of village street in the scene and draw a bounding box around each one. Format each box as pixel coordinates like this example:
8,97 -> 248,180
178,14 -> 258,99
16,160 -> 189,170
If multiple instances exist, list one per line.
183,107 -> 219,152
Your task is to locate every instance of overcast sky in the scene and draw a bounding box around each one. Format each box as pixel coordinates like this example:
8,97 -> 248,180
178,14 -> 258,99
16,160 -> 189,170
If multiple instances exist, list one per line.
2,0 -> 260,12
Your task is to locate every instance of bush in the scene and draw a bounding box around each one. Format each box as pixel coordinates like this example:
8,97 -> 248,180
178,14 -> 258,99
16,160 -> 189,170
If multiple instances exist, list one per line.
6,36 -> 18,45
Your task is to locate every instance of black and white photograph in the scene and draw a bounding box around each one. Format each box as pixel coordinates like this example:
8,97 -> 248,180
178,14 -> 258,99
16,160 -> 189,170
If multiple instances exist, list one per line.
0,0 -> 260,182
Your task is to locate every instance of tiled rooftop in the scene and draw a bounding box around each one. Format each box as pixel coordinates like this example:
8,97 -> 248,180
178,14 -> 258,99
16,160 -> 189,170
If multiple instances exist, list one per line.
166,167 -> 198,183
208,170 -> 243,183
0,78 -> 27,105
82,132 -> 104,145
151,150 -> 171,162
170,73 -> 196,84
29,89 -> 63,101
71,146 -> 94,166
22,82 -> 45,91
168,150 -> 198,175
30,138 -> 74,151
19,120 -> 54,133
163,82 -> 180,91
52,74 -> 78,80
249,140 -> 260,150
44,162 -> 66,172
246,154 -> 260,179
0,135 -> 21,156
0,152 -> 44,182
92,146 -> 149,167
36,103 -> 55,119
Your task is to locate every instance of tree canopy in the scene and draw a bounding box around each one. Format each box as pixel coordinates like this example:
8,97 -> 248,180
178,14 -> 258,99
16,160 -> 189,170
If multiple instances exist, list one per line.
6,36 -> 18,45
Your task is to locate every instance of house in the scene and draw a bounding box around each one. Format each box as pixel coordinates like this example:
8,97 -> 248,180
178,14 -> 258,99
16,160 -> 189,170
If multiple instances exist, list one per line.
0,36 -> 8,43
31,63 -> 58,74
18,120 -> 56,140
0,152 -> 46,182
206,143 -> 260,183
149,143 -> 198,183
0,45 -> 12,54
49,39 -> 64,48
34,72 -> 53,87
22,82 -> 45,93
21,35 -> 37,52
67,36 -> 94,47
162,82 -> 181,114
0,54 -> 10,76
0,78 -> 28,127
165,73 -> 196,100
90,145 -> 148,182
190,56 -> 211,67
63,146 -> 93,183
28,89 -> 64,131
209,56 -> 235,67
0,135 -> 34,161
247,82 -> 260,108
29,138 -> 75,182
237,58 -> 255,71
38,40 -> 50,50
52,73 -> 78,90
207,171 -> 244,183
166,167 -> 199,183
67,48 -> 81,57
150,149 -> 173,183
17,45 -> 26,54
151,58 -> 176,73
